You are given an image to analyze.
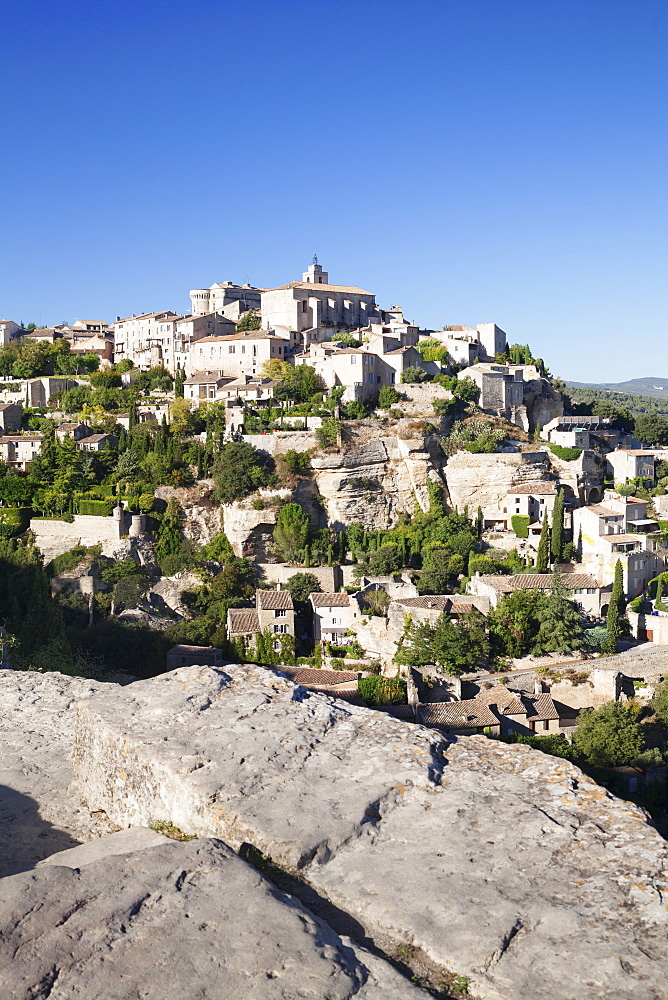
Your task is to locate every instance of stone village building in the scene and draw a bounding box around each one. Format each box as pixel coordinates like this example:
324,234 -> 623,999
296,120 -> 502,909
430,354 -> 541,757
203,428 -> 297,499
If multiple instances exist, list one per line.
227,589 -> 295,653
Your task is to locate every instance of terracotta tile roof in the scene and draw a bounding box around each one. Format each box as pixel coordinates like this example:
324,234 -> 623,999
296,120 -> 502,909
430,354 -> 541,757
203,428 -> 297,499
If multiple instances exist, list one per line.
310,593 -> 350,608
257,589 -> 294,611
167,644 -> 221,655
524,693 -> 560,721
478,573 -> 599,592
507,483 -> 557,495
477,688 -> 525,716
280,667 -> 360,685
269,281 -> 373,295
79,433 -> 114,443
0,435 -> 42,442
227,609 -> 260,635
373,704 -> 416,720
417,700 -> 498,729
589,505 -> 623,517
395,596 -> 453,611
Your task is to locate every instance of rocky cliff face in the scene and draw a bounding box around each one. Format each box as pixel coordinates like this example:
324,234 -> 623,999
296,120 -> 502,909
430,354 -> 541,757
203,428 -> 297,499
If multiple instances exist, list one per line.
312,429 -> 444,530
444,449 -> 554,513
3,664 -> 668,999
155,481 -> 222,545
66,664 -> 668,1000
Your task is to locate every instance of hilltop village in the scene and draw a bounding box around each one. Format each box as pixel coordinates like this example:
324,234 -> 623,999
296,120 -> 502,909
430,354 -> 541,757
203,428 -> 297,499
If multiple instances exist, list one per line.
2,260 -> 668,807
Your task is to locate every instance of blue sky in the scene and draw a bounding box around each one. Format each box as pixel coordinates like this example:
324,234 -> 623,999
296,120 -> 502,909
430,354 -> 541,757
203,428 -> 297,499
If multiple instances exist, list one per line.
1,0 -> 667,382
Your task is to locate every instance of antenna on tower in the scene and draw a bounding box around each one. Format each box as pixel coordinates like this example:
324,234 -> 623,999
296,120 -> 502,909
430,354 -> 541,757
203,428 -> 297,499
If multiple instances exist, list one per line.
313,253 -> 318,265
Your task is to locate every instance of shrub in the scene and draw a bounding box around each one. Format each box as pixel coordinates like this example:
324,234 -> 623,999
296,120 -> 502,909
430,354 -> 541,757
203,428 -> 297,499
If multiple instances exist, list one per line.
549,444 -> 582,462
316,418 -> 341,448
358,675 -> 407,706
78,500 -> 113,516
283,449 -> 311,474
378,385 -> 401,409
511,515 -> 530,538
400,366 -> 430,384
0,507 -> 31,538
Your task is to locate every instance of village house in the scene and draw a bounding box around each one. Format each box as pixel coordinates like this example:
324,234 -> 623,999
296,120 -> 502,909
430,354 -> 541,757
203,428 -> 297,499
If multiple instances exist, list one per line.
27,377 -> 75,407
0,402 -> 23,434
416,688 -> 564,737
0,320 -> 21,344
572,491 -> 666,596
387,594 -> 490,635
606,449 -> 655,486
0,434 -> 42,471
77,433 -> 118,452
55,422 -> 94,443
227,589 -> 295,652
166,644 -> 224,671
310,592 -> 354,645
467,572 -> 606,617
428,322 -> 507,366
189,330 -> 289,379
458,362 -> 563,431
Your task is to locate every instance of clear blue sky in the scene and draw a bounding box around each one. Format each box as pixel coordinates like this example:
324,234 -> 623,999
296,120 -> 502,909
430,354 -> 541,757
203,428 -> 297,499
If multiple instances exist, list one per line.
2,0 -> 667,382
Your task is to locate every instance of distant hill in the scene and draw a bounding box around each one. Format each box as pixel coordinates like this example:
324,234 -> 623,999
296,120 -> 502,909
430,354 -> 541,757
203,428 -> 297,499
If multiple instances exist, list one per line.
565,377 -> 668,399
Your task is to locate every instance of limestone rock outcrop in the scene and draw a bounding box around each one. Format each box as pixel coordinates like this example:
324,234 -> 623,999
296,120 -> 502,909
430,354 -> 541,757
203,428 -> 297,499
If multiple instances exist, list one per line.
311,432 -> 443,529
72,664 -> 668,1000
155,481 -> 222,545
444,449 -> 553,513
0,671 -> 112,876
1,835 -> 425,1000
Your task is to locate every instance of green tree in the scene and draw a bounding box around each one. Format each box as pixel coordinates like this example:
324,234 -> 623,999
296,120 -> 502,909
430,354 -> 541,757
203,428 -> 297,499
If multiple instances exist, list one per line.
602,559 -> 624,655
550,489 -> 565,563
39,419 -> 58,477
285,572 -> 321,604
212,441 -> 275,503
156,500 -> 182,563
368,543 -> 402,576
634,413 -> 668,446
650,680 -> 668,725
378,385 -> 401,409
236,310 -> 261,331
535,509 -> 550,572
572,702 -> 644,767
273,503 -> 311,562
396,609 -> 489,675
531,569 -> 584,654
488,589 -> 545,658
174,370 -> 185,398
400,366 -> 429,384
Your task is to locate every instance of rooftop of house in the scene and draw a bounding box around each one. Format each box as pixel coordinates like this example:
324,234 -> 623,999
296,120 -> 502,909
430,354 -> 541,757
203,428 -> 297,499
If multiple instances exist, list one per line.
393,595 -> 475,612
417,700 -> 499,729
227,609 -> 260,636
477,573 -> 600,592
0,434 -> 42,443
167,644 -> 221,655
194,330 -> 280,344
507,483 -> 558,495
268,281 -> 373,295
588,505 -> 623,517
310,593 -> 351,608
257,589 -> 294,611
80,433 -> 115,444
279,667 -> 360,685
183,371 -> 231,385
0,402 -> 21,410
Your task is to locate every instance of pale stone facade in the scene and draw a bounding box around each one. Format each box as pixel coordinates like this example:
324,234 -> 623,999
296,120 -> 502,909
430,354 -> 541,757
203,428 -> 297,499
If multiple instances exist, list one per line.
189,330 -> 288,379
189,281 -> 262,319
261,261 -> 378,336
0,434 -> 42,470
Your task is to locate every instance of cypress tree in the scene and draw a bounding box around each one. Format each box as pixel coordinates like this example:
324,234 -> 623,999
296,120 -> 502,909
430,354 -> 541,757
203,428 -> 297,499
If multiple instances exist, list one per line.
174,370 -> 185,398
327,544 -> 334,567
535,509 -> 550,572
338,529 -> 347,563
129,401 -> 137,432
655,576 -> 664,610
475,506 -> 484,539
603,558 -> 624,655
551,489 -> 565,563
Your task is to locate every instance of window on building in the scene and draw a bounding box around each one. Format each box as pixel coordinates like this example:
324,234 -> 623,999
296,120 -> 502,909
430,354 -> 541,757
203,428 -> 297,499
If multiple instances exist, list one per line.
275,609 -> 286,617
351,355 -> 357,364
229,346 -> 235,353
302,300 -> 308,313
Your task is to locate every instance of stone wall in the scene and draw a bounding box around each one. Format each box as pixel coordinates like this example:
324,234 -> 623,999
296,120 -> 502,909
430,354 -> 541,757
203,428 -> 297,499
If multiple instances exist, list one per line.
29,514 -> 126,563
444,449 -> 552,514
256,563 -> 341,590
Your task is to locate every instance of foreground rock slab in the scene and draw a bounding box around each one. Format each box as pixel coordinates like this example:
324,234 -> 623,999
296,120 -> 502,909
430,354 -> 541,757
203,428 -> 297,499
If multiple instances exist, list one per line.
0,671 -> 112,876
73,664 -> 668,1000
0,835 -> 424,1000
